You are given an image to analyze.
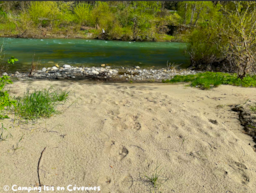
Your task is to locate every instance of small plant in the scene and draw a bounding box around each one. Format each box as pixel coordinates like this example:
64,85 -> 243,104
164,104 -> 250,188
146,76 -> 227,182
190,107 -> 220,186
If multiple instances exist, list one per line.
145,165 -> 166,190
0,43 -> 18,74
7,56 -> 18,65
14,88 -> 69,120
166,61 -> 181,71
12,134 -> 24,152
250,105 -> 256,112
0,123 -> 12,142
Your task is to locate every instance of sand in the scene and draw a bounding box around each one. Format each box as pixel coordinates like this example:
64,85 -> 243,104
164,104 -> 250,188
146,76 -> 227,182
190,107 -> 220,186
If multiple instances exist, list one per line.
1,79 -> 256,193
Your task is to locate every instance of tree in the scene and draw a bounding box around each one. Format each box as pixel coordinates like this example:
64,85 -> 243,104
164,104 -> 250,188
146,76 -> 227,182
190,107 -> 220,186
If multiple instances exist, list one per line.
220,1 -> 256,79
187,1 -> 256,78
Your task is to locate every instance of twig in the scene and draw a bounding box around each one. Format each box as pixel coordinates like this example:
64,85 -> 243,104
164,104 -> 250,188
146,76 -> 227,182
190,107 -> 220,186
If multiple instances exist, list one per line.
37,147 -> 46,187
130,145 -> 145,152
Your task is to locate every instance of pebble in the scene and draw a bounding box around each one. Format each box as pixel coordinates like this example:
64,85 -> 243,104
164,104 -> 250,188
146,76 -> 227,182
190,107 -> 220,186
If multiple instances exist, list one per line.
63,64 -> 71,68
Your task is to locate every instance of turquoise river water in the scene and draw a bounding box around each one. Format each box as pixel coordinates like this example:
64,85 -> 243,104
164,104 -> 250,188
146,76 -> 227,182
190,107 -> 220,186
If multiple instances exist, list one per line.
0,38 -> 190,73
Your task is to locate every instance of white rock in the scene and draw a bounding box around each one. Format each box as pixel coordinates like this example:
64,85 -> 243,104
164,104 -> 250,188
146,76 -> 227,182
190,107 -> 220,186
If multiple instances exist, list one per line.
63,64 -> 71,68
51,66 -> 58,70
42,68 -> 47,72
2,72 -> 8,76
91,70 -> 99,75
135,66 -> 140,69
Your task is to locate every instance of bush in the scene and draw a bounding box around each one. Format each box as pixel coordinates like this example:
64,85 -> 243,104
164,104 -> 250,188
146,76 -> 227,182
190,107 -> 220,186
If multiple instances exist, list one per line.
0,75 -> 17,119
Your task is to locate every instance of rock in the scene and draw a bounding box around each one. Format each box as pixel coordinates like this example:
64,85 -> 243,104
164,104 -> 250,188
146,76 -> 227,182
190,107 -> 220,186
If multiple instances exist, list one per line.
42,67 -> 47,72
51,66 -> 58,71
91,70 -> 99,75
106,66 -> 111,69
2,72 -> 8,76
101,64 -> 106,67
63,64 -> 71,69
135,66 -> 140,69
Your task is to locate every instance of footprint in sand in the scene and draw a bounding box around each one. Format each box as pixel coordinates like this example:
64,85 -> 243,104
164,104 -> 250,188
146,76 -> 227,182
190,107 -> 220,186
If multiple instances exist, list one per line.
227,160 -> 250,185
120,174 -> 133,190
133,122 -> 141,130
104,141 -> 129,161
119,146 -> 129,160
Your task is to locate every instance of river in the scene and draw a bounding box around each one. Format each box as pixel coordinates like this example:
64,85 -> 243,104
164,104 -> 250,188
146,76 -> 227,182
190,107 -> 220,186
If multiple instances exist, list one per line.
0,38 -> 189,73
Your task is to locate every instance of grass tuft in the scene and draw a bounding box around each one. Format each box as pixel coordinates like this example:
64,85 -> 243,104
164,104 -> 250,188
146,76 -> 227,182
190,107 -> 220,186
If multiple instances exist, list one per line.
14,88 -> 69,120
145,165 -> 167,190
0,123 -> 12,142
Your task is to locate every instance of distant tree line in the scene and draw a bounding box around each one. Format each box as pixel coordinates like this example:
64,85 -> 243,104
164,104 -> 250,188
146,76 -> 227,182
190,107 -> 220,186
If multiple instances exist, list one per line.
0,1 -> 255,76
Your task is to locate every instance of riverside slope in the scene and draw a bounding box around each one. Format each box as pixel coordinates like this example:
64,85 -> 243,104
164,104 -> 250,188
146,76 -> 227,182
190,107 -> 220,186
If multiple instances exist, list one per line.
1,80 -> 256,193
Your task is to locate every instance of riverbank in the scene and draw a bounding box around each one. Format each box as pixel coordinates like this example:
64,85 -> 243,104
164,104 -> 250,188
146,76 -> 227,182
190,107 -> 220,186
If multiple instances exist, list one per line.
3,65 -> 198,82
1,80 -> 256,192
0,33 -> 180,42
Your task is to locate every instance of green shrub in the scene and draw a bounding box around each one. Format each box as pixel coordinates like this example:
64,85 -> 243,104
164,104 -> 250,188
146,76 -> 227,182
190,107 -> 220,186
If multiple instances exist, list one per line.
0,75 -> 17,119
14,88 -> 69,120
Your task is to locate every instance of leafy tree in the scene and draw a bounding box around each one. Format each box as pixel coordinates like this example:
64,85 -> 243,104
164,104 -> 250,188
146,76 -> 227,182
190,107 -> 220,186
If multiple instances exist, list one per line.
178,1 -> 220,26
74,2 -> 91,26
220,1 -> 256,78
187,1 -> 256,78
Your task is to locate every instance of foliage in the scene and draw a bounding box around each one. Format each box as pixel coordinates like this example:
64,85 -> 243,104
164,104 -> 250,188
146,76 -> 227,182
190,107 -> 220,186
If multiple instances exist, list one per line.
186,1 -> 256,78
0,75 -> 17,118
0,1 -> 179,41
73,3 -> 91,26
251,105 -> 256,112
220,1 -> 256,79
14,88 -> 69,120
0,44 -> 18,75
178,1 -> 221,26
7,56 -> 18,65
163,72 -> 256,89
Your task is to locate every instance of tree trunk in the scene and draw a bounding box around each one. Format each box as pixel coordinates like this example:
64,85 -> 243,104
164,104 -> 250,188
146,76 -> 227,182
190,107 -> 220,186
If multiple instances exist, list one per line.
190,5 -> 196,26
184,3 -> 187,25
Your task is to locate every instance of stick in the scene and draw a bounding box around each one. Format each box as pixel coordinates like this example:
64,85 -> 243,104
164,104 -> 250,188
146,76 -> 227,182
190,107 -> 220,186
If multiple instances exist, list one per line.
37,147 -> 46,187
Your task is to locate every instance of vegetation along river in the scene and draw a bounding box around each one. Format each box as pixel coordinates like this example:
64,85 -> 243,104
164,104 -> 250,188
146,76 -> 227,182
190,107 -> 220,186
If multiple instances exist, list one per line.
0,38 -> 190,73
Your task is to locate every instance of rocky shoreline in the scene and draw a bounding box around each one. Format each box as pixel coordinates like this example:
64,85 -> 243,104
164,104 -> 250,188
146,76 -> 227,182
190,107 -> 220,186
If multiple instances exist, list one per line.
3,64 -> 199,82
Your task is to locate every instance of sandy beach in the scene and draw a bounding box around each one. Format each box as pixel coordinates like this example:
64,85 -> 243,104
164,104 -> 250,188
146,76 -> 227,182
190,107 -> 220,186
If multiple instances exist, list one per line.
1,79 -> 256,193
